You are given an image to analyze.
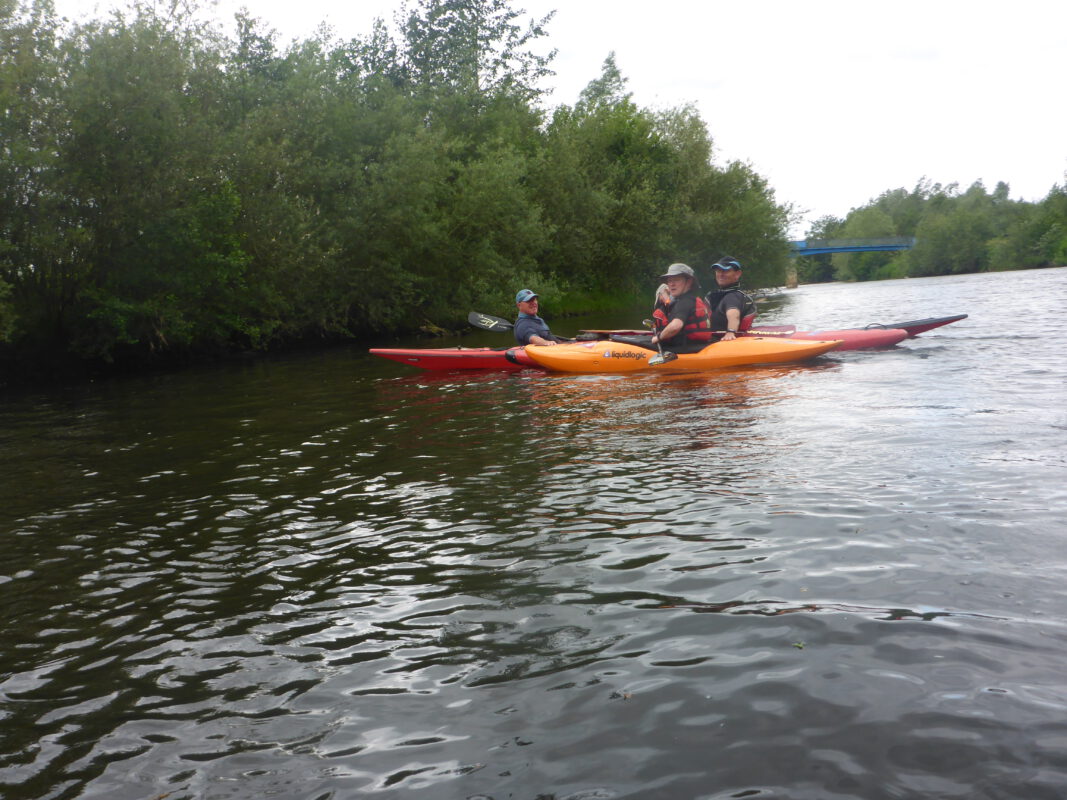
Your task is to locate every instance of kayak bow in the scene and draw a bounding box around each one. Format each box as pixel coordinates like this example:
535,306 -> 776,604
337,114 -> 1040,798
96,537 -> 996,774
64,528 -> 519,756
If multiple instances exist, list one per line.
867,314 -> 967,336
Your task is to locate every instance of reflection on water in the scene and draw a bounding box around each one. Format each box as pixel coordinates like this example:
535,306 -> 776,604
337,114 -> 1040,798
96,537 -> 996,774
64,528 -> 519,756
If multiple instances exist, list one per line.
2,268 -> 1067,799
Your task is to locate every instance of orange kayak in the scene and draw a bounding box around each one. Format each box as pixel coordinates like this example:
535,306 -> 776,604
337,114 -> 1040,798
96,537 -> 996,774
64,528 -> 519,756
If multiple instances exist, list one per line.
523,337 -> 842,374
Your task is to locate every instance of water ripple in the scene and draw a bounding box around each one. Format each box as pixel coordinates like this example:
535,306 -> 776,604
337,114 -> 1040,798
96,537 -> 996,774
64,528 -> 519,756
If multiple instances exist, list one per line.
3,270 -> 1067,798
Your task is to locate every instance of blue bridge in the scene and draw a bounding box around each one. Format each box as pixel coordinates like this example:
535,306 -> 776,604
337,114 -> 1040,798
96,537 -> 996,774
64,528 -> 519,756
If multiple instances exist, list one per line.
789,237 -> 917,257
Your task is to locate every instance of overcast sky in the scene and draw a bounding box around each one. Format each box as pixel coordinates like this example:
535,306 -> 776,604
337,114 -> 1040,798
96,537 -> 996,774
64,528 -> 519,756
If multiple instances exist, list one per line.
51,0 -> 1067,237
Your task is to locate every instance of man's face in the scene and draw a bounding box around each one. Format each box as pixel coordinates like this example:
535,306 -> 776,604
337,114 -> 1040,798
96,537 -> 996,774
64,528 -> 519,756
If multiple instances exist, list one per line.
518,297 -> 540,314
665,275 -> 690,297
715,267 -> 740,287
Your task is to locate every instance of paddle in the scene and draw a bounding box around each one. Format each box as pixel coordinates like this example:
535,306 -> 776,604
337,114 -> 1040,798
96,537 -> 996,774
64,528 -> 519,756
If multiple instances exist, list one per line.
468,310 -> 579,343
648,343 -> 677,367
468,311 -> 513,332
471,310 -> 770,343
644,319 -> 678,367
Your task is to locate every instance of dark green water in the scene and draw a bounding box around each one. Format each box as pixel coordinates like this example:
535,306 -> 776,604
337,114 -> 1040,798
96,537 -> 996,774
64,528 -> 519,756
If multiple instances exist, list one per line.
2,269 -> 1067,799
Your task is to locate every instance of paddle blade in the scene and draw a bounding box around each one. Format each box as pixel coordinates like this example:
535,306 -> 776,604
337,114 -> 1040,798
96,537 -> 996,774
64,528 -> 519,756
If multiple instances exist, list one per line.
468,311 -> 513,332
648,351 -> 678,367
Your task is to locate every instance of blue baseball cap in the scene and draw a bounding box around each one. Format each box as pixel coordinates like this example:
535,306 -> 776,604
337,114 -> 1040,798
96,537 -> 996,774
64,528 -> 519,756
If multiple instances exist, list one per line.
515,289 -> 539,303
712,257 -> 742,271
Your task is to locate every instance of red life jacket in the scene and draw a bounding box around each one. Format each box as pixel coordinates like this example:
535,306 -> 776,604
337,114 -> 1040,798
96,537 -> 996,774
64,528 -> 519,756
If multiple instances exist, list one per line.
684,295 -> 714,341
654,293 -> 712,341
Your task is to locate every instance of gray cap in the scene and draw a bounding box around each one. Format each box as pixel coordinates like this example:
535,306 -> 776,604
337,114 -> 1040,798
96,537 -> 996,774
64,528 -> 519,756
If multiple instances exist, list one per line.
658,263 -> 696,281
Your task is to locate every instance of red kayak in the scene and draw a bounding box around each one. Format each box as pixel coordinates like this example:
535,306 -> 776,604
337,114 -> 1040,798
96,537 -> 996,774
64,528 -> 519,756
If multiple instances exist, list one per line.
747,314 -> 966,349
369,346 -> 538,371
782,327 -> 907,349
749,313 -> 967,338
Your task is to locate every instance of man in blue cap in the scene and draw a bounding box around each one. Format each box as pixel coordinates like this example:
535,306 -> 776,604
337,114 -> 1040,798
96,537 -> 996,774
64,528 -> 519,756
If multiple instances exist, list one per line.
706,257 -> 757,340
513,289 -> 560,346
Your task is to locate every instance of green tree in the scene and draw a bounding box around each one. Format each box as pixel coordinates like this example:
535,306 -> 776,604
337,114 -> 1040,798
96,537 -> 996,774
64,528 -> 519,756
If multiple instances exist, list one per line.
532,58 -> 676,290
795,215 -> 843,283
996,181 -> 1067,269
0,0 -> 800,378
821,175 -> 1064,281
908,206 -> 990,277
532,55 -> 790,293
832,207 -> 896,280
696,160 -> 790,287
55,6 -> 258,359
0,273 -> 13,342
400,0 -> 555,103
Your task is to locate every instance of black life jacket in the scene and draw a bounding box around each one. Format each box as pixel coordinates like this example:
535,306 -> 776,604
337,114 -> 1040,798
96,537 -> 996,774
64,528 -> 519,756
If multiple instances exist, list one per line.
706,287 -> 757,331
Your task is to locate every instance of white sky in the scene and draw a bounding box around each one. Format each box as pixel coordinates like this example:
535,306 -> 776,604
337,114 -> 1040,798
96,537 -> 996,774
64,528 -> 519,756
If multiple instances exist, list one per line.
51,0 -> 1067,237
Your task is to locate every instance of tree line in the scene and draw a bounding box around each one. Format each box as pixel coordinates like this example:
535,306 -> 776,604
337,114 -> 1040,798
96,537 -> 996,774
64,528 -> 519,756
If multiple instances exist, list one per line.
1,0 -> 791,378
796,178 -> 1067,283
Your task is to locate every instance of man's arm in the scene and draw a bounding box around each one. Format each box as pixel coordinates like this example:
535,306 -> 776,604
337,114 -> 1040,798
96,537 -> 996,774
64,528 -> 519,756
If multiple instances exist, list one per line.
721,308 -> 741,340
653,318 -> 683,343
654,295 -> 694,343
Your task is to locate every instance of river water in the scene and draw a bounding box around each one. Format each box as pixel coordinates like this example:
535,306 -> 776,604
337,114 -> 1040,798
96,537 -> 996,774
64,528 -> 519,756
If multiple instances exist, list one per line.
2,267 -> 1066,800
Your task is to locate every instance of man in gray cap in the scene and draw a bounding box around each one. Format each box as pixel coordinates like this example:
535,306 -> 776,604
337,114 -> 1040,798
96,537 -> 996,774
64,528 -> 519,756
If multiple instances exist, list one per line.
513,288 -> 560,346
650,264 -> 713,353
